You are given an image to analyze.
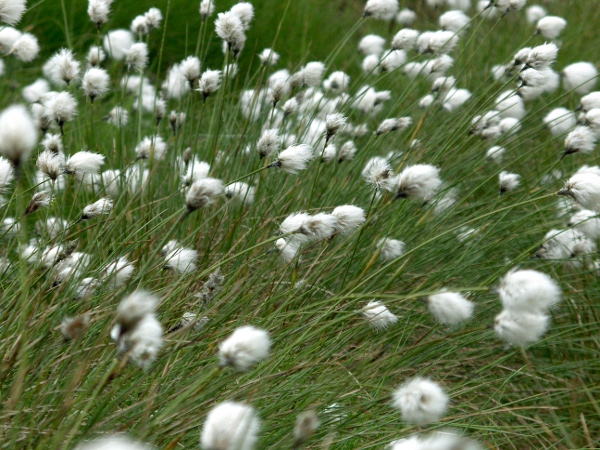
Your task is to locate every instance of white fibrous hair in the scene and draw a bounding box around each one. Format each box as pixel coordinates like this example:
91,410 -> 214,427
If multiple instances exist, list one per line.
0,156 -> 14,193
526,43 -> 558,71
543,108 -> 576,137
396,8 -> 416,25
535,228 -> 595,265
439,10 -> 470,33
199,0 -> 215,20
377,238 -> 405,261
392,29 -> 419,51
74,434 -> 153,450
498,269 -> 561,314
293,410 -> 320,447
562,62 -> 598,95
81,197 -> 113,220
101,256 -> 135,290
564,126 -> 597,158
10,33 -> 40,62
185,177 -> 224,211
569,209 -> 600,240
299,213 -> 338,241
499,171 -> 521,194
270,144 -> 314,174
47,48 -> 81,86
275,238 -> 300,265
215,11 -> 246,55
230,2 -> 254,30
363,0 -> 399,21
42,91 -> 78,129
219,325 -> 271,371
427,291 -> 474,326
164,246 -> 198,274
106,106 -> 129,127
198,69 -> 222,99
65,151 -> 105,176
135,136 -> 167,161
338,140 -> 357,163
82,67 -> 110,102
87,45 -> 106,66
325,113 -> 347,142
536,16 -> 567,40
395,164 -> 442,201
391,377 -> 449,425
258,48 -> 279,65
225,182 -> 256,205
87,0 -> 110,27
0,104 -> 38,165
376,117 -> 412,135
358,34 -> 386,56
558,173 -> 600,211
331,205 -> 365,235
36,150 -> 65,181
323,71 -> 350,93
486,146 -> 505,164
22,78 -> 49,103
493,309 -> 550,347
361,301 -> 398,330
102,29 -> 134,61
180,55 -> 201,87
362,157 -> 396,192
257,128 -> 280,159
0,0 -> 26,26
125,42 -> 149,72
201,401 -> 261,450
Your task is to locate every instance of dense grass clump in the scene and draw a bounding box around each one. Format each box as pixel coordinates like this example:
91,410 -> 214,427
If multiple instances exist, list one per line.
0,0 -> 599,448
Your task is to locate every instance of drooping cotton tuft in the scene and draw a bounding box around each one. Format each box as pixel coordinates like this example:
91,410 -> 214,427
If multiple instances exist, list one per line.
82,67 -> 110,102
102,29 -> 134,61
87,0 -> 110,27
391,377 -> 449,425
125,42 -> 149,72
269,144 -> 314,174
377,237 -> 405,261
65,151 -> 105,176
376,117 -> 412,135
199,0 -> 215,20
362,157 -> 396,192
557,172 -> 600,211
36,150 -> 64,181
562,62 -> 598,95
0,0 -> 27,26
325,113 -> 347,143
257,128 -> 280,159
185,177 -> 224,211
215,11 -> 246,55
10,33 -> 39,62
564,126 -> 597,157
201,401 -> 260,450
493,310 -> 550,347
80,197 -> 113,220
363,0 -> 399,21
543,108 -> 576,137
224,182 -> 256,205
219,325 -> 271,371
198,69 -> 222,99
164,246 -> 198,274
361,301 -> 398,330
569,209 -> 600,241
331,205 -> 365,235
536,16 -> 566,39
395,164 -> 442,201
258,48 -> 279,65
0,104 -> 38,166
498,269 -> 561,313
499,171 -> 520,194
427,291 -> 474,326
135,136 -> 168,161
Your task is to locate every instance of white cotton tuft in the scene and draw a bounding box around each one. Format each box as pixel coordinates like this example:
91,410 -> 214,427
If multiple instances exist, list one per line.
0,0 -> 27,26
486,146 -> 505,164
395,164 -> 442,201
495,91 -> 526,120
47,48 -> 80,86
219,325 -> 271,371
164,246 -> 198,274
361,301 -> 398,330
201,401 -> 260,450
271,144 -> 314,174
536,16 -> 566,40
258,48 -> 279,65
362,157 -> 396,192
564,126 -> 597,156
81,197 -> 113,220
101,256 -> 135,290
10,33 -> 39,62
377,237 -> 405,261
526,5 -> 546,24
498,269 -> 561,313
358,34 -> 386,56
275,238 -> 300,265
427,291 -> 474,326
74,434 -> 153,450
198,69 -> 222,99
225,182 -> 256,205
125,42 -> 149,72
569,209 -> 600,241
65,151 -> 104,176
0,104 -> 38,165
186,177 -> 224,211
364,0 -> 399,21
135,136 -> 168,161
331,205 -> 365,235
543,108 -> 576,137
199,0 -> 215,20
215,11 -> 246,55
562,62 -> 598,95
102,29 -> 134,61
396,8 -> 416,25
439,10 -> 470,33
82,67 -> 110,101
493,310 -> 550,347
299,213 -> 338,241
391,377 -> 449,425
87,0 -> 110,27
499,171 -> 520,194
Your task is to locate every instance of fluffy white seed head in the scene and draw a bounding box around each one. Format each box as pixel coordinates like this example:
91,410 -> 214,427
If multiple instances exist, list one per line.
10,33 -> 39,62
65,151 -> 104,176
106,106 -> 129,127
272,144 -> 314,174
498,269 -> 561,313
198,69 -> 222,99
338,140 -> 357,163
396,8 -> 416,25
392,29 -> 419,51
48,48 -> 81,86
180,56 -> 201,86
564,126 -> 597,156
215,11 -> 246,55
526,5 -> 546,24
362,301 -> 398,330
562,62 -> 598,95
42,91 -> 78,127
486,146 -> 505,164
201,401 -> 260,450
81,197 -> 113,220
125,43 -> 149,72
230,2 -> 254,29
36,150 -> 65,181
299,213 -> 338,241
543,108 -> 576,137
427,291 -> 474,326
0,156 -> 14,192
536,16 -> 566,39
87,0 -> 110,27
377,237 -> 405,261
391,377 -> 449,425
257,128 -> 280,159
494,309 -> 550,347
376,117 -> 412,135
225,182 -> 256,205
323,71 -> 350,93
362,157 -> 395,192
164,247 -> 198,274
186,177 -> 224,211
499,171 -> 521,194
101,256 -> 135,290
199,0 -> 215,20
258,48 -> 279,65
363,0 -> 399,21
569,209 -> 600,240
395,164 -> 442,201
219,325 -> 271,371
0,0 -> 26,26
102,29 -> 134,61
331,205 -> 365,235
358,34 -> 386,56
82,67 -> 110,101
0,104 -> 38,165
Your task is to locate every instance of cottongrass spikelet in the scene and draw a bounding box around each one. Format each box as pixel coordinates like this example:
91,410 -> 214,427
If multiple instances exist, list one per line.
395,164 -> 442,201
199,0 -> 215,20
65,151 -> 104,176
75,435 -> 153,450
87,0 -> 110,28
293,410 -> 320,448
525,43 -> 558,71
569,209 -> 600,240
10,32 -> 39,62
331,205 -> 365,235
493,310 -> 550,347
230,2 -> 254,29
257,128 -> 280,159
324,71 -> 350,93
275,238 -> 300,265
380,50 -> 406,72
135,135 -> 168,161
396,7 -> 416,24
543,108 -> 576,137
337,140 -> 357,163
562,62 -> 598,95
427,291 -> 474,326
80,197 -> 113,221
201,401 -> 260,450
196,268 -> 225,305
258,48 -> 279,65
105,106 -> 129,127
362,157 -> 395,192
269,144 -> 314,174
42,91 -> 77,132
526,5 -> 546,23
101,256 -> 135,290
48,48 -> 80,86
299,213 -> 338,241
185,177 -> 224,213
22,78 -> 49,103
25,191 -> 52,215
377,237 -> 405,261
0,0 -> 26,26
180,56 -> 201,88
219,325 -> 271,371
358,34 -> 386,56
563,126 -> 597,158
391,377 -> 449,425
164,246 -> 198,274
82,67 -> 110,102
362,301 -> 398,330
198,69 -> 222,100
0,156 -> 14,193
60,313 -> 90,341
376,117 -> 412,135
558,172 -> 600,211
498,269 -> 561,313
499,171 -> 520,194
363,0 -> 399,21
325,113 -> 347,143
225,182 -> 256,205
215,11 -> 245,55
486,146 -> 505,164
439,10 -> 470,33
0,104 -> 38,167
102,29 -> 134,61
125,42 -> 149,72
87,45 -> 106,66
536,16 -> 567,39
392,29 -> 419,51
